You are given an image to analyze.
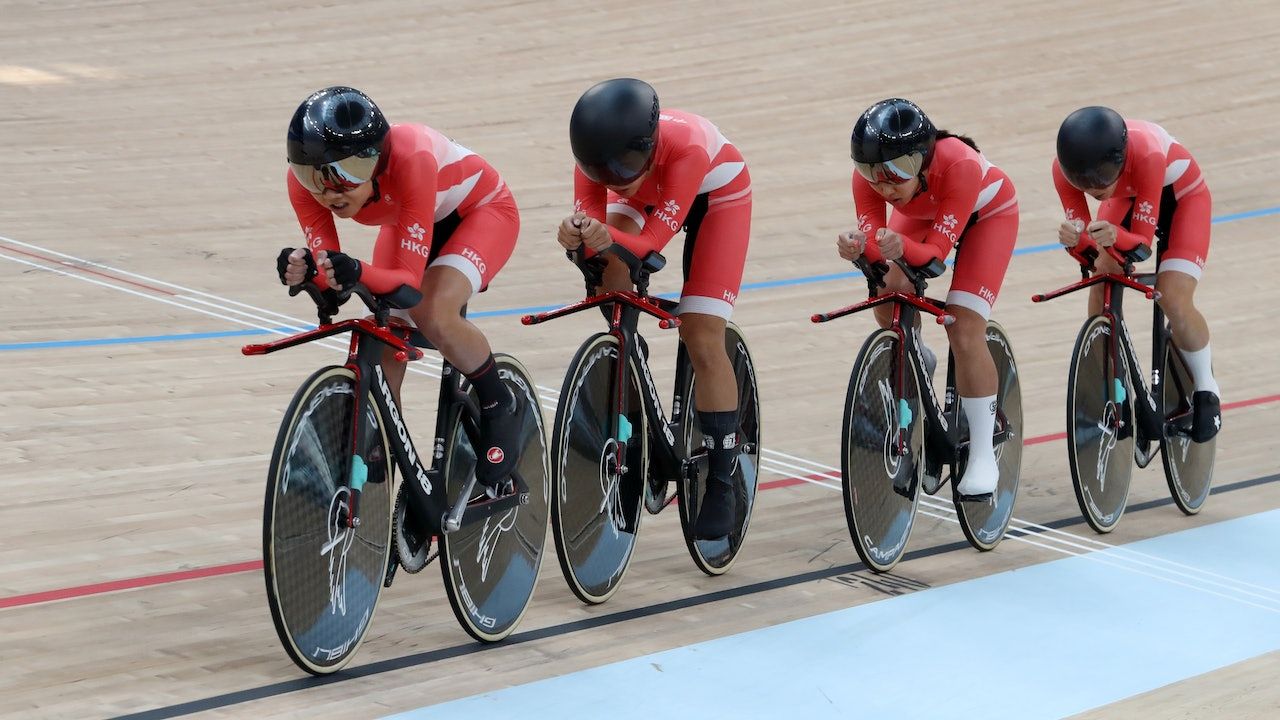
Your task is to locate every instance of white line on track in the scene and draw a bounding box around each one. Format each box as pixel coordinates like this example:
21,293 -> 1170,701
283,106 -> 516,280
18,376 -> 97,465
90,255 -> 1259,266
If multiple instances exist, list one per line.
4,235 -> 1275,610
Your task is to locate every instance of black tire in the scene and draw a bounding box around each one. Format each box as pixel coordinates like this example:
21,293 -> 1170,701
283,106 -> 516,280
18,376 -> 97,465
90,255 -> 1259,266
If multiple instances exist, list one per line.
841,329 -> 923,573
438,354 -> 550,642
1160,339 -> 1215,515
550,334 -> 648,605
263,366 -> 392,675
1067,315 -> 1135,534
953,322 -> 1023,551
676,322 -> 761,576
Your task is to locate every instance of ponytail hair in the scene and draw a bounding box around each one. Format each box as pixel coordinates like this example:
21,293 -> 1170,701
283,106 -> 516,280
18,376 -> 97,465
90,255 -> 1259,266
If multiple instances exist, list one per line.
937,130 -> 979,153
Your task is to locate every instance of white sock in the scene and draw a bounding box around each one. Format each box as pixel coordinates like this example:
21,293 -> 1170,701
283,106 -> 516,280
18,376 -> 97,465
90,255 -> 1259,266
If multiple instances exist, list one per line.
1178,344 -> 1220,396
962,395 -> 997,462
957,394 -> 998,496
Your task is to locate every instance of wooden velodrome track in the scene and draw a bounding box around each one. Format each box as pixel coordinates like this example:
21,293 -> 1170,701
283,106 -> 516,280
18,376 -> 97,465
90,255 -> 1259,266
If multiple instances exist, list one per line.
2,1 -> 1278,717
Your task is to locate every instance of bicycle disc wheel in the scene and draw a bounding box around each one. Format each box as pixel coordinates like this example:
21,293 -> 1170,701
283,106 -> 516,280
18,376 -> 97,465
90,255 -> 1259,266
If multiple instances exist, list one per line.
953,322 -> 1023,550
438,354 -> 550,642
263,366 -> 393,675
1160,339 -> 1215,515
842,329 -> 923,573
677,322 -> 761,575
1067,315 -> 1135,533
550,333 -> 648,605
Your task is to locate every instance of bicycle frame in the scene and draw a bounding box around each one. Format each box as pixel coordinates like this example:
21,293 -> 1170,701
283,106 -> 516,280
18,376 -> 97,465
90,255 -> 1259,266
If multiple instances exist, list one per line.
813,257 -> 966,468
244,285 -> 527,537
1032,244 -> 1178,451
522,247 -> 694,508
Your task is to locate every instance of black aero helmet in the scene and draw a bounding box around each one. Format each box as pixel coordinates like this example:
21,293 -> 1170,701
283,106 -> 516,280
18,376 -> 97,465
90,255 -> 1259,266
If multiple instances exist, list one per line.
851,98 -> 937,184
287,86 -> 389,193
1057,106 -> 1127,190
570,78 -> 660,187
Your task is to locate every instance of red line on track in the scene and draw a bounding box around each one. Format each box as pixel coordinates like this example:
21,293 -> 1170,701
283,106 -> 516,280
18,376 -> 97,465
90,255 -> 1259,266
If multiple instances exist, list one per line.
0,242 -> 178,296
2,393 -> 1276,611
0,561 -> 262,610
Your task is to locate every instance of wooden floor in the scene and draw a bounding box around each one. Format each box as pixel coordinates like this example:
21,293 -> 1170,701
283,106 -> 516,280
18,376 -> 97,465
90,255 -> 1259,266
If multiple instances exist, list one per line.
2,1 -> 1278,718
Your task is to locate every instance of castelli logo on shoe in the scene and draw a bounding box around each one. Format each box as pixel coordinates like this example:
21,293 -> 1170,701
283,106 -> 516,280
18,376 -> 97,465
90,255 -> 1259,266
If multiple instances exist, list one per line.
486,447 -> 505,464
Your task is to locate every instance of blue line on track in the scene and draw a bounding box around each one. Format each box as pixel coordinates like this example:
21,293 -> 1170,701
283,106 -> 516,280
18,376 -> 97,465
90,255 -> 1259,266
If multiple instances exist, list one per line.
4,203 -> 1276,350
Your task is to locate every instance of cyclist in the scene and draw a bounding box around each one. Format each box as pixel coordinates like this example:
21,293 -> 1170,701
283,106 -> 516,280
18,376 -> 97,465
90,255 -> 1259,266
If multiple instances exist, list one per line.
1053,106 -> 1220,442
278,86 -> 524,492
556,78 -> 752,538
836,98 -> 1019,499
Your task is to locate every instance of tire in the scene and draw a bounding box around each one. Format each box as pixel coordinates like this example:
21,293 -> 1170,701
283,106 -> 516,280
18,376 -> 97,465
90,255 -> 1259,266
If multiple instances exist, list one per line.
676,322 -> 761,575
438,354 -> 550,642
263,366 -> 393,675
549,334 -> 648,604
1160,339 -> 1215,515
953,322 -> 1023,551
1066,315 -> 1135,534
841,329 -> 923,573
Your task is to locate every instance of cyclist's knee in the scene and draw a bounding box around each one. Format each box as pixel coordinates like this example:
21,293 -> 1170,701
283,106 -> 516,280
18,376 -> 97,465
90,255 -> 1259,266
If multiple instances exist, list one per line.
945,308 -> 987,357
678,315 -> 728,362
415,297 -> 465,341
1156,272 -> 1197,317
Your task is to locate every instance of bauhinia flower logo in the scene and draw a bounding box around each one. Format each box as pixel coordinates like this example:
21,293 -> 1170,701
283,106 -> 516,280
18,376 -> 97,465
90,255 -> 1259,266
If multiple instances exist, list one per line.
407,223 -> 425,241
942,214 -> 958,229
1138,201 -> 1153,214
663,199 -> 680,216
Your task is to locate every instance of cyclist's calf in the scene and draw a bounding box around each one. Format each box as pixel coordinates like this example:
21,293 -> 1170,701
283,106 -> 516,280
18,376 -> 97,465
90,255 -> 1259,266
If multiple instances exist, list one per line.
944,306 -> 997,397
1154,270 -> 1209,352
678,313 -> 736,411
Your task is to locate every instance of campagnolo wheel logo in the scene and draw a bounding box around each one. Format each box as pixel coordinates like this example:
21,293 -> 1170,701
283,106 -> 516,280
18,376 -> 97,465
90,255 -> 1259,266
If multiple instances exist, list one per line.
866,531 -> 906,564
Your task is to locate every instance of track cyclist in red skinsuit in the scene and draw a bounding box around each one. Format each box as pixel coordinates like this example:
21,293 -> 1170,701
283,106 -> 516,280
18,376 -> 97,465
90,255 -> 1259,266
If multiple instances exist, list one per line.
556,78 -> 753,539
836,98 -> 1020,499
1053,106 -> 1221,442
277,86 -> 524,492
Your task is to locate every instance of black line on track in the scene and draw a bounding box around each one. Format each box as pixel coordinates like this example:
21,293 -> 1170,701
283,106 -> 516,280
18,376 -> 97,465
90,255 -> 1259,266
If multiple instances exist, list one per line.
111,472 -> 1279,720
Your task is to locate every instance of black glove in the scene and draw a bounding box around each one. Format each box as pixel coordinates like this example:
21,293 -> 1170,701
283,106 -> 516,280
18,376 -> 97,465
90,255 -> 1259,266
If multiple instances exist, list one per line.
326,251 -> 363,290
276,247 -> 317,286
